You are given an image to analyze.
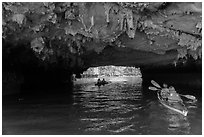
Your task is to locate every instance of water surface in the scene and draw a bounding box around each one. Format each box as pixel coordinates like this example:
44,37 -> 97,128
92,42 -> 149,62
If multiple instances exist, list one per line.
2,77 -> 202,135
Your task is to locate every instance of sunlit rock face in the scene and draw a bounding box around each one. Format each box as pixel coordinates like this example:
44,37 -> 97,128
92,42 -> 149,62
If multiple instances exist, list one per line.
81,66 -> 141,78
2,2 -> 202,72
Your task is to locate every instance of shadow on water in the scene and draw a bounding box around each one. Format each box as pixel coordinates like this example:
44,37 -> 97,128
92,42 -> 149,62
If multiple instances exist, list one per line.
2,76 -> 202,135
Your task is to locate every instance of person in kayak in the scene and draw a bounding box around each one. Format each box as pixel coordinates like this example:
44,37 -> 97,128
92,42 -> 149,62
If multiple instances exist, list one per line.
161,83 -> 170,101
96,78 -> 103,88
101,78 -> 108,85
97,78 -> 101,83
167,86 -> 183,103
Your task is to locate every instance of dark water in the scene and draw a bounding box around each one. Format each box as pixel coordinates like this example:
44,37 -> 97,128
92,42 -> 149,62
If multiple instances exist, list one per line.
2,77 -> 202,135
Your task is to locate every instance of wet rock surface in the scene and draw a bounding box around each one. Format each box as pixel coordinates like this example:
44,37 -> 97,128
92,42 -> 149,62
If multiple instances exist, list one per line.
2,2 -> 202,93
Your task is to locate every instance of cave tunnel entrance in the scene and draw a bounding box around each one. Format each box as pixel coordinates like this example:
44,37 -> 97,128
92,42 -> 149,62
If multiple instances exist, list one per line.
73,65 -> 142,85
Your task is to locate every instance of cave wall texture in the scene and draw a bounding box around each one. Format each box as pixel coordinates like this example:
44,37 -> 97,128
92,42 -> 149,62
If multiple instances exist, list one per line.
2,2 -> 202,93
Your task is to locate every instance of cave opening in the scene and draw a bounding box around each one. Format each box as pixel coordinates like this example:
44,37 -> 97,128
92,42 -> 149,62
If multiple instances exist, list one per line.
73,65 -> 142,85
79,65 -> 142,78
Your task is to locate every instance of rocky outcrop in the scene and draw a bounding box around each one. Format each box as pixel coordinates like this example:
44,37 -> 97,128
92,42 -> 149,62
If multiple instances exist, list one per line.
3,2 -> 202,65
2,2 -> 202,92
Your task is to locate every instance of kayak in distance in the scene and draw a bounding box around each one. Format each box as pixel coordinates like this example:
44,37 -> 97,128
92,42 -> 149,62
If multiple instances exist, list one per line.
95,81 -> 110,86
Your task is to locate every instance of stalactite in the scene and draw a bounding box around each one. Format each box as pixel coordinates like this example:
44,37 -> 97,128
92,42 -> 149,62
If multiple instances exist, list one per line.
126,9 -> 135,38
104,3 -> 112,23
88,16 -> 94,32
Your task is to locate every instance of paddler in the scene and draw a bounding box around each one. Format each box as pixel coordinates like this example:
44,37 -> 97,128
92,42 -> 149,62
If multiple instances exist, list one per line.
95,78 -> 102,87
97,78 -> 101,85
101,78 -> 107,85
167,86 -> 183,103
161,83 -> 169,101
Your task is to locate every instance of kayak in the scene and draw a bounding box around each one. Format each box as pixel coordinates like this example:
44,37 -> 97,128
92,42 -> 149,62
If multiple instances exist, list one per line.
95,81 -> 109,86
157,91 -> 188,116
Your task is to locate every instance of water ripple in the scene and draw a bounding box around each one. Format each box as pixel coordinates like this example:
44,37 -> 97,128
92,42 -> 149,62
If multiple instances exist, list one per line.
73,77 -> 143,133
72,77 -> 201,134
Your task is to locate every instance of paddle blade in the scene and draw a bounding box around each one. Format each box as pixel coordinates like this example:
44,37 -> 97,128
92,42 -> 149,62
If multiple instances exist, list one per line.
183,95 -> 196,100
151,80 -> 161,88
148,86 -> 159,91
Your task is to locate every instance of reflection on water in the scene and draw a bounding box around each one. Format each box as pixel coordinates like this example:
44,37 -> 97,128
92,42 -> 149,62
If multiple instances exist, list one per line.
72,76 -> 201,134
167,114 -> 190,134
73,77 -> 143,134
146,101 -> 191,135
2,76 -> 202,135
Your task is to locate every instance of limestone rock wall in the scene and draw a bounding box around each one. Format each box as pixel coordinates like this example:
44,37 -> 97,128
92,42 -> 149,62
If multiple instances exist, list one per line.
2,2 -> 202,72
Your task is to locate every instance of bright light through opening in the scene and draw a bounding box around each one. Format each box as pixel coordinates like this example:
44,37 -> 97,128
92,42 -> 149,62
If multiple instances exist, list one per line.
82,65 -> 142,78
74,66 -> 142,84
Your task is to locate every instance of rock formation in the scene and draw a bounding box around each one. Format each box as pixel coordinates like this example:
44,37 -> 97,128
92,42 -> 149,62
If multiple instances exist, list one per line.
2,2 -> 202,93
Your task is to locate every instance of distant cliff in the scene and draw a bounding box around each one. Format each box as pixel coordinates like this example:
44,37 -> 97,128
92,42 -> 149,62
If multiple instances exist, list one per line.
81,66 -> 141,77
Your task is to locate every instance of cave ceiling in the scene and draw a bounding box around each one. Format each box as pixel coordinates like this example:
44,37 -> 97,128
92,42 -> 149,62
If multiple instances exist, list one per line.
2,2 -> 202,69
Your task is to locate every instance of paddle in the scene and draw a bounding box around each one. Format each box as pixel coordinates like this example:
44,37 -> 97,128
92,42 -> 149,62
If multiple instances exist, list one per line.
148,86 -> 160,91
179,94 -> 196,100
150,80 -> 196,101
151,80 -> 161,88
